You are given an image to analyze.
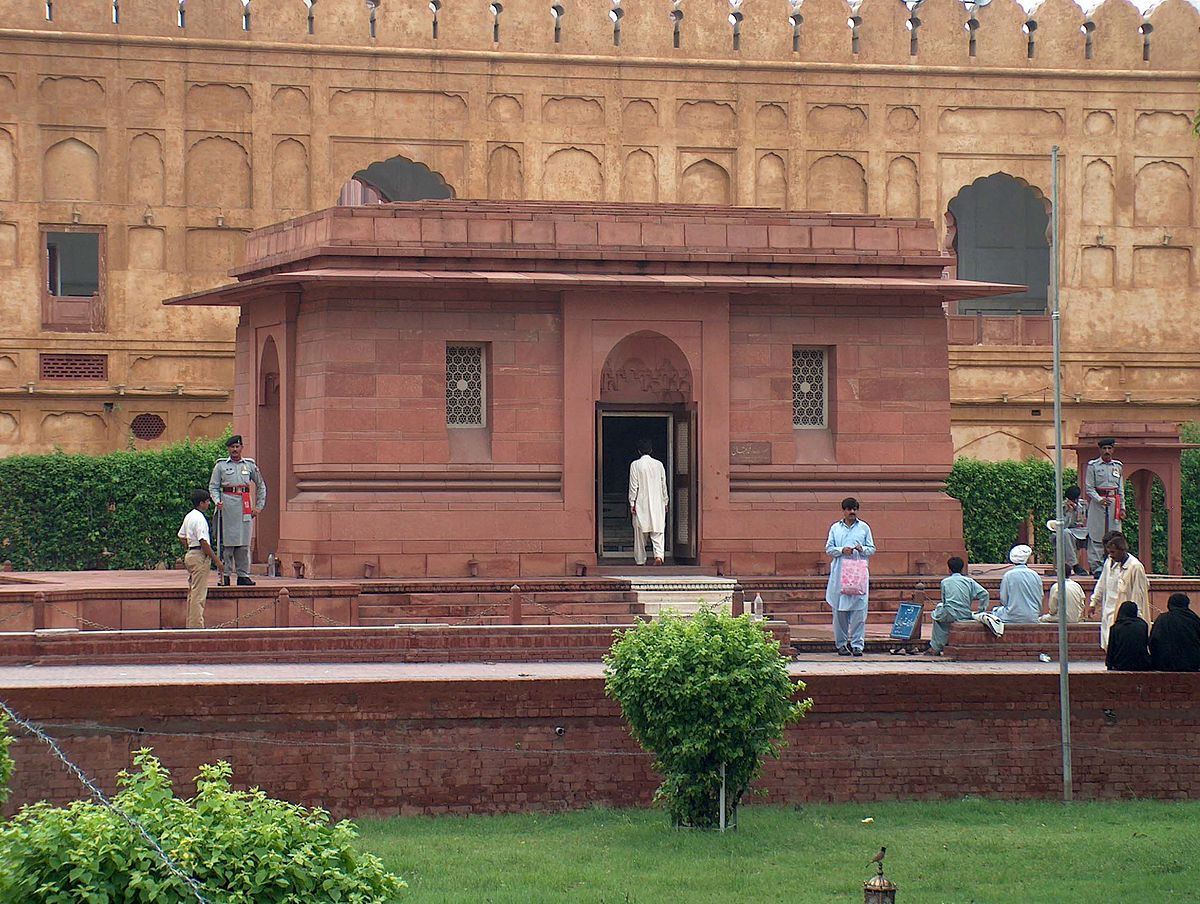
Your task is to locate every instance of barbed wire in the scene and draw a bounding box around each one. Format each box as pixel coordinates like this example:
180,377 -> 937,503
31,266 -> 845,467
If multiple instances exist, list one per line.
0,699 -> 214,904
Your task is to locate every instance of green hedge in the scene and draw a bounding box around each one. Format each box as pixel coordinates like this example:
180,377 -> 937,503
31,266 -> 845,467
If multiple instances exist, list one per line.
0,437 -> 227,571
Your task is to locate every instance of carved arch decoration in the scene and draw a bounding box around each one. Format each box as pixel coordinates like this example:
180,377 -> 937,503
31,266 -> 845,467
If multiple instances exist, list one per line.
542,147 -> 603,201
340,153 -> 455,204
186,135 -> 251,208
128,132 -> 165,207
807,154 -> 866,213
600,331 -> 694,405
487,145 -> 524,200
44,138 -> 101,201
1134,160 -> 1191,226
622,149 -> 658,203
273,138 -> 310,210
679,158 -> 731,205
942,171 -> 1051,253
0,128 -> 14,200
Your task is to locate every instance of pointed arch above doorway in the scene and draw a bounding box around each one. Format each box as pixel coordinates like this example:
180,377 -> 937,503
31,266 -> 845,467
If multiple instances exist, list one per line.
337,154 -> 455,205
599,330 -> 693,404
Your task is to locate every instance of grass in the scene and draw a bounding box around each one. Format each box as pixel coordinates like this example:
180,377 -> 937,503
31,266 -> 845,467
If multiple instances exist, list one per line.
355,800 -> 1200,904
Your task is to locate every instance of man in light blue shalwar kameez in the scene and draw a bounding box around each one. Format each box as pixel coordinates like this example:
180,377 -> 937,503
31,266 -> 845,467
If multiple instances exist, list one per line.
825,497 -> 876,657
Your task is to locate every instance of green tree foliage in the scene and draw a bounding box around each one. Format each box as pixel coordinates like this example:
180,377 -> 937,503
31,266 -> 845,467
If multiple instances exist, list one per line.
603,610 -> 811,829
945,458 -> 1073,565
0,437 -> 227,571
0,750 -> 406,903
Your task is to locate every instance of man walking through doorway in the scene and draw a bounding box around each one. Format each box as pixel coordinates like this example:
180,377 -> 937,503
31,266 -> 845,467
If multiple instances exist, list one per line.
629,438 -> 669,565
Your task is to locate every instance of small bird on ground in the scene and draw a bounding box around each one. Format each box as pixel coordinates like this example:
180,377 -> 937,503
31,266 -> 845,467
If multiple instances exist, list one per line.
869,847 -> 886,872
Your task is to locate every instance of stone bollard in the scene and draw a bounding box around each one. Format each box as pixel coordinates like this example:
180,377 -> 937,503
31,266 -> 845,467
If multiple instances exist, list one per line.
32,590 -> 46,631
275,587 -> 291,628
731,588 -> 744,616
509,584 -> 523,625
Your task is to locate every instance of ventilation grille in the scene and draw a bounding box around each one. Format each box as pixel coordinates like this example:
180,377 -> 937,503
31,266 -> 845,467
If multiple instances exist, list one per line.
446,344 -> 484,426
792,348 -> 827,428
130,413 -> 166,440
40,353 -> 108,381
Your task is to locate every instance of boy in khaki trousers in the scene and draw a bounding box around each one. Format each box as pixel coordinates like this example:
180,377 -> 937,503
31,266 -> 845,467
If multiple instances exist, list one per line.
177,488 -> 224,628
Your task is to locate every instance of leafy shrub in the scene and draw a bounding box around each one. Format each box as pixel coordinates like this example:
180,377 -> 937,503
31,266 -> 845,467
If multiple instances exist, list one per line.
604,609 -> 811,829
0,711 -> 12,810
0,436 -> 227,571
0,749 -> 406,903
946,457 -> 1076,566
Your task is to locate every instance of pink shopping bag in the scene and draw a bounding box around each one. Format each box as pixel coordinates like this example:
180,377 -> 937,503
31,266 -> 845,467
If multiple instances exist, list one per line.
840,557 -> 869,596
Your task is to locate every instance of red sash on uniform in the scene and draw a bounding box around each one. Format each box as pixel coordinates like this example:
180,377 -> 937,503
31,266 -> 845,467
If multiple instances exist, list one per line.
1098,488 -> 1124,521
225,484 -> 252,516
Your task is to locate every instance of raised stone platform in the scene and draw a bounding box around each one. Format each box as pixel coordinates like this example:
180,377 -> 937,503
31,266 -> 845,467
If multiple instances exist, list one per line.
2,659 -> 1196,819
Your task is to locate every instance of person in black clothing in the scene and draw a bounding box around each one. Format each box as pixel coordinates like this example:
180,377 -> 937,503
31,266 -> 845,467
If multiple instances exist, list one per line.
1105,601 -> 1150,671
1149,592 -> 1200,672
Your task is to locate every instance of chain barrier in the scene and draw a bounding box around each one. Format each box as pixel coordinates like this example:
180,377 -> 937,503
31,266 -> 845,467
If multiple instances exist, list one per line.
46,604 -> 117,631
459,603 -> 506,626
290,597 -> 347,628
0,700 -> 214,904
212,597 -> 277,630
0,603 -> 32,629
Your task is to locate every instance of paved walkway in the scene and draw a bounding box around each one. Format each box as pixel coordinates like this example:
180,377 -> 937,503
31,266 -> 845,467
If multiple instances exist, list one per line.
0,657 -> 1109,689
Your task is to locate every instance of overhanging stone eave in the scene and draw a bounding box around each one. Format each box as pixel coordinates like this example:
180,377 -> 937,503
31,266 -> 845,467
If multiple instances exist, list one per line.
164,268 -> 1024,307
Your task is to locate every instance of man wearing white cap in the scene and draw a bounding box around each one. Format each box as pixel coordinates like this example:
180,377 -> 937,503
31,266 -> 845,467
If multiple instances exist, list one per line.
976,545 -> 1044,635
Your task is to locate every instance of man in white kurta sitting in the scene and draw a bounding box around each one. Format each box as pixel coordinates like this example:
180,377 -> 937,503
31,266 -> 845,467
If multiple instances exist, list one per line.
628,438 -> 669,566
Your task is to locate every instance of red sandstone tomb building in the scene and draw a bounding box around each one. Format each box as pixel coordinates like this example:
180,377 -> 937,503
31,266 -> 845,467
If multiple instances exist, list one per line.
171,200 -> 1017,579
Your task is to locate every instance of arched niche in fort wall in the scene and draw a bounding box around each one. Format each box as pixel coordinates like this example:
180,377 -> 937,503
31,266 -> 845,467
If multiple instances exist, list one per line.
542,147 -> 604,201
1082,159 -> 1116,226
1148,0 -> 1200,68
755,152 -> 788,209
0,224 -> 16,267
128,133 -> 165,207
272,138 -> 311,211
0,412 -> 19,451
44,138 -> 101,201
272,86 -> 310,124
186,135 -> 251,208
0,127 -> 15,201
794,0 -> 856,63
41,412 -> 107,448
1134,160 -> 1192,227
807,154 -> 867,214
600,332 -> 694,405
886,156 -> 920,218
1133,246 -> 1194,288
186,83 -> 252,131
622,149 -> 658,203
679,157 -> 732,205
544,95 -> 605,128
487,144 -> 524,200
39,76 -> 106,117
1090,0 -> 1147,68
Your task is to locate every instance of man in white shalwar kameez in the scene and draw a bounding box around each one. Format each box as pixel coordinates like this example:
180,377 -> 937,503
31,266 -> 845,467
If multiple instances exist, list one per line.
628,439 -> 669,565
825,497 -> 876,657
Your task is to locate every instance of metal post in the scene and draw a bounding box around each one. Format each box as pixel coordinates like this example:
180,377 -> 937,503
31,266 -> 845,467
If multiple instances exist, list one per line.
719,761 -> 726,832
1051,145 -> 1073,803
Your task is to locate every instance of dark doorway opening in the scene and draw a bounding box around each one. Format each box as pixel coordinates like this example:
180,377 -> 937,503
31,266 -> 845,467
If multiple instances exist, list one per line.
598,412 -> 672,561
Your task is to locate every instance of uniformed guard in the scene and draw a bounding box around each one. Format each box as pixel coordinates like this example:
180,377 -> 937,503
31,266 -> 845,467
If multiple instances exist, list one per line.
1084,437 -> 1124,576
208,434 -> 267,586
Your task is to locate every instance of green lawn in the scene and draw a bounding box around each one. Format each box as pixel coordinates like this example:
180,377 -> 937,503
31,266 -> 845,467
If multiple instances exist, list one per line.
356,800 -> 1200,904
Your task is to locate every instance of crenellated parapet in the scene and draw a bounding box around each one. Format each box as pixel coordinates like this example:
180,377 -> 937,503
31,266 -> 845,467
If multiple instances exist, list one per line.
1,0 -> 1197,69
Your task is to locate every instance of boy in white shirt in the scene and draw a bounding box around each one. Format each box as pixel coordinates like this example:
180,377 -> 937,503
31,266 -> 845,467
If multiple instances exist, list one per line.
177,488 -> 224,628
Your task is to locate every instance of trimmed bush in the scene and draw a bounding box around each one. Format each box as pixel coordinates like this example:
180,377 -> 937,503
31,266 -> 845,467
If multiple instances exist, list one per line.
0,436 -> 227,571
0,749 -> 406,903
604,609 -> 811,829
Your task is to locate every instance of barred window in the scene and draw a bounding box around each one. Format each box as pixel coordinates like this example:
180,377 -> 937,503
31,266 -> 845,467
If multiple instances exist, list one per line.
792,347 -> 827,428
446,344 -> 485,427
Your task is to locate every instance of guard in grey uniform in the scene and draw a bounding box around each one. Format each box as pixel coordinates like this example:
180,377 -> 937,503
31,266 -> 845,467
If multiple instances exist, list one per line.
1085,438 -> 1124,576
208,434 -> 266,586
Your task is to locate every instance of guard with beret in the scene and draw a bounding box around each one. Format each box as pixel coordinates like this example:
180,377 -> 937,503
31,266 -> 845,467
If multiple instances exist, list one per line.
208,435 -> 266,586
1084,438 -> 1124,577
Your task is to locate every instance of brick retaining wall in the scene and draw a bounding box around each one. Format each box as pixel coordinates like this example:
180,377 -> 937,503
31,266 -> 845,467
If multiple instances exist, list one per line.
3,667 -> 1197,818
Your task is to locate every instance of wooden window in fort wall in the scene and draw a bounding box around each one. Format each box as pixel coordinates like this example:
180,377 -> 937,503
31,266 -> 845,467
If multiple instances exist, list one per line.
42,226 -> 105,333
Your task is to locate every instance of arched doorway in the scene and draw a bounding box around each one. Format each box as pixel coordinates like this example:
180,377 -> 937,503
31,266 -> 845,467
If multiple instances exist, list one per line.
336,154 -> 455,204
948,173 -> 1050,315
597,331 -> 697,564
255,337 -> 281,564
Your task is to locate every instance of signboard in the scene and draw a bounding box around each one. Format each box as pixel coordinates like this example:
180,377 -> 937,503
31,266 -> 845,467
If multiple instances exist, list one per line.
890,602 -> 924,641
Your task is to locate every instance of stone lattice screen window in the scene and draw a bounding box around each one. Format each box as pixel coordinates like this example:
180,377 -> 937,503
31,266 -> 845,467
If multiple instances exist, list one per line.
129,413 -> 167,440
39,353 -> 107,380
445,344 -> 485,427
792,347 -> 827,428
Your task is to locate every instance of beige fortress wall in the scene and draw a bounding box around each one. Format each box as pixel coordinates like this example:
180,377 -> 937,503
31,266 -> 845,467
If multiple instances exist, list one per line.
0,0 -> 1197,456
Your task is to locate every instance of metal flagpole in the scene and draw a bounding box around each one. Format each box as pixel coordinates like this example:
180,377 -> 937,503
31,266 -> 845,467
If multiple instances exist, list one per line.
1051,145 -> 1073,803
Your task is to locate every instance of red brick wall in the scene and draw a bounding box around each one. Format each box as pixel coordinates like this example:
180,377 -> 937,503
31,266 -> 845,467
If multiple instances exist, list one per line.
4,671 -> 1197,819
